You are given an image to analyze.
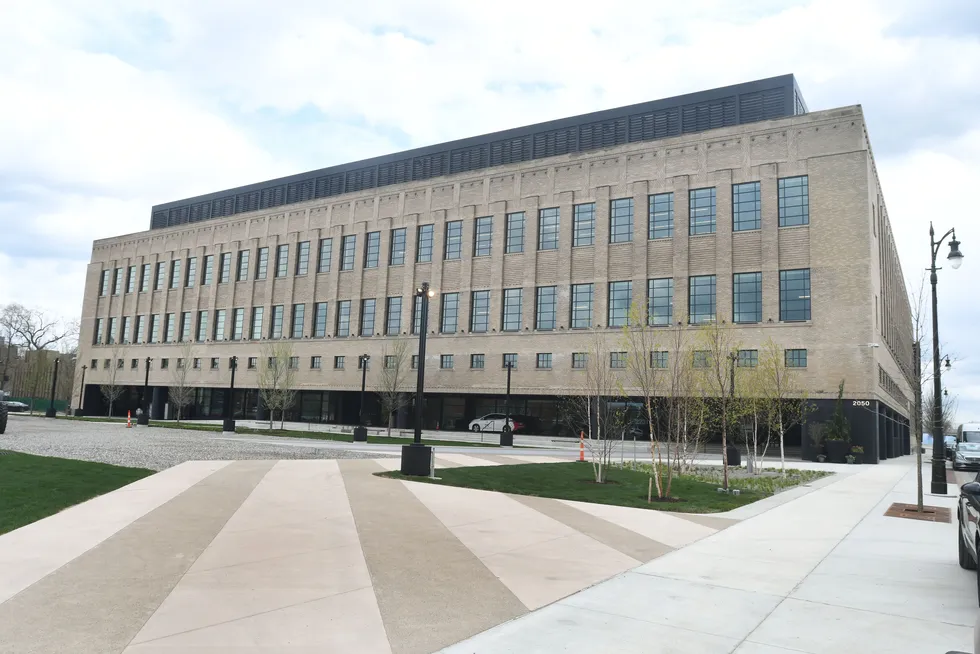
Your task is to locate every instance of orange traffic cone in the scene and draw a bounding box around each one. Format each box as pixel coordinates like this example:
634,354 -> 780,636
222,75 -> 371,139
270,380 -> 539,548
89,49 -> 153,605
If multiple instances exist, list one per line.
579,431 -> 585,462
127,410 -> 132,428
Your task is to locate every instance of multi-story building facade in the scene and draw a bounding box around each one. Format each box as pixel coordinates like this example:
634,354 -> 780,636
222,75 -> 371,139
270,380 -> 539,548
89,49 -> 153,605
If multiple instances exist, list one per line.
75,75 -> 913,462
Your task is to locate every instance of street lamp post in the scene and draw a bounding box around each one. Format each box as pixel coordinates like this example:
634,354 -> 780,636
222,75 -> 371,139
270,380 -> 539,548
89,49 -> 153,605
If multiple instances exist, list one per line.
76,364 -> 87,417
137,357 -> 151,425
353,354 -> 370,442
401,282 -> 435,475
223,356 -> 238,433
45,357 -> 60,418
726,351 -> 740,467
929,222 -> 963,494
500,361 -> 514,447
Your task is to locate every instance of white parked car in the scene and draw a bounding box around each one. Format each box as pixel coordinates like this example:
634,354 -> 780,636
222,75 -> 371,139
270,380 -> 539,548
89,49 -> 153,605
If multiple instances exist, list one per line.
468,414 -> 523,433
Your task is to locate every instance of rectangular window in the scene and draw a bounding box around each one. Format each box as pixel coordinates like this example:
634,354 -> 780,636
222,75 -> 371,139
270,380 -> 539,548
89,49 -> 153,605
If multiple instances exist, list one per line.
161,358 -> 169,370
693,351 -> 711,369
440,293 -> 459,333
733,181 -> 762,231
505,212 -> 525,253
440,354 -> 454,369
474,217 -> 492,256
180,312 -> 191,342
202,255 -> 214,285
103,358 -> 110,370
267,357 -> 276,370
536,353 -> 552,369
648,193 -> 674,239
313,303 -> 328,338
385,297 -> 402,335
571,283 -> 594,329
412,295 -> 424,335
785,349 -> 808,368
389,228 -> 406,265
121,316 -> 131,344
360,299 -> 376,336
113,268 -> 123,295
647,278 -> 673,326
107,317 -> 117,344
140,263 -> 151,292
250,307 -> 264,340
470,354 -> 485,369
733,272 -> 763,324
270,305 -> 284,339
780,269 -> 811,321
131,358 -> 139,370
610,198 -> 634,243
317,238 -> 333,273
93,318 -> 104,344
608,281 -> 632,327
231,308 -> 245,341
416,224 -> 434,262
291,304 -> 305,339
247,357 -> 257,370
336,300 -> 351,336
444,221 -> 462,260
193,358 -> 201,370
573,203 -> 595,247
296,241 -> 310,275
149,314 -> 160,343
210,357 -> 219,371
237,250 -> 250,281
289,356 -> 299,370
651,351 -> 668,369
503,353 -> 518,369
689,187 -> 717,235
196,311 -> 208,342
185,257 -> 196,288
134,315 -> 145,344
341,235 -> 356,271
384,355 -> 396,369
256,247 -> 269,279
470,290 -> 490,333
610,352 -> 627,369
218,253 -> 231,283
164,313 -> 175,342
126,266 -> 137,293
689,275 -> 717,324
537,208 -> 559,251
411,355 -> 418,370
275,244 -> 289,277
311,356 -> 322,370
354,233 -> 375,269
738,350 -> 759,368
335,356 -> 345,370
572,353 -> 587,369
155,262 -> 166,290
778,176 -> 809,227
213,309 -> 226,341
502,288 -> 523,331
535,286 -> 557,331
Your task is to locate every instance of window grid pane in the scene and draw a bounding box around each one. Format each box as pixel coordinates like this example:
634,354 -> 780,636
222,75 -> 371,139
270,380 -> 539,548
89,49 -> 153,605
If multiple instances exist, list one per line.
237,250 -> 250,281
738,350 -> 759,368
610,198 -> 634,243
140,264 -> 151,292
505,212 -> 525,253
689,275 -> 717,324
250,307 -> 264,340
502,289 -> 522,331
444,221 -> 462,260
651,351 -> 668,369
275,245 -> 288,277
535,286 -> 557,330
440,293 -> 459,333
610,352 -> 627,368
360,299 -> 376,335
219,253 -> 231,283
318,238 -> 333,273
608,281 -> 632,327
785,349 -> 808,368
417,224 -> 434,262
470,354 -> 485,369
474,217 -> 492,256
341,235 -> 356,271
572,353 -> 587,369
364,233 -> 380,268
169,262 -> 180,289
780,269 -> 811,321
573,203 -> 595,247
296,241 -> 310,275
733,272 -> 762,323
135,315 -> 145,344
232,308 -> 244,340
470,290 -> 490,333
336,301 -> 351,336
503,353 -> 517,369
537,208 -> 559,250
291,304 -> 305,339
313,303 -> 327,338
185,260 -> 196,288
648,193 -> 674,239
386,297 -> 402,335
647,278 -> 673,326
412,296 -> 424,335
195,311 -> 207,342
256,248 -> 268,279
689,188 -> 717,235
778,176 -> 809,227
270,305 -> 284,339
536,353 -> 552,369
155,262 -> 166,290
440,354 -> 453,369
571,283 -> 594,329
213,310 -> 226,341
733,182 -> 762,231
389,228 -> 406,265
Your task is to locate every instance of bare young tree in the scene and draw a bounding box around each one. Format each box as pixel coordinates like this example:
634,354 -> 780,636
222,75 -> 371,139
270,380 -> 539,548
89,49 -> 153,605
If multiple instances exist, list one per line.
0,304 -> 73,352
258,340 -> 296,429
696,320 -> 741,490
735,360 -> 768,474
99,344 -> 126,417
168,342 -> 197,422
375,339 -> 412,437
757,337 -> 811,476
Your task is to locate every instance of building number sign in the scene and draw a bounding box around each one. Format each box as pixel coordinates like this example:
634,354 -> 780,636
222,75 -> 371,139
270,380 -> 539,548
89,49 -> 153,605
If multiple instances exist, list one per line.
852,400 -> 871,407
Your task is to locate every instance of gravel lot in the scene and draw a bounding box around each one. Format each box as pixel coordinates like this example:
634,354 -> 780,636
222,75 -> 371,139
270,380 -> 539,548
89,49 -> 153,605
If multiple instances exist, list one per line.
1,415 -> 394,471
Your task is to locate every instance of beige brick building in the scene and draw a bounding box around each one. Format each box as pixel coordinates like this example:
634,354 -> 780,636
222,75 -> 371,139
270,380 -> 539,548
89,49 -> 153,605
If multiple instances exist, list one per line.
74,75 -> 913,462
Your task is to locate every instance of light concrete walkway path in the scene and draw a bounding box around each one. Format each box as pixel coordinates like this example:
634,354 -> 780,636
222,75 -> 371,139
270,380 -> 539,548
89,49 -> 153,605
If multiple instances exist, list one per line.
443,457 -> 976,653
0,452 -> 732,653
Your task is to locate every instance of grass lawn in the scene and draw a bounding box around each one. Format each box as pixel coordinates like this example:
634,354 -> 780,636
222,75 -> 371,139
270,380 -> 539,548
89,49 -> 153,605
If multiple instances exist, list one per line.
378,461 -> 779,513
0,451 -> 154,535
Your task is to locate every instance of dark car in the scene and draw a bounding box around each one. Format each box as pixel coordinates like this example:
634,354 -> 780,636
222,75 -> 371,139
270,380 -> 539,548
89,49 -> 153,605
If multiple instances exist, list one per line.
955,443 -> 980,471
957,475 -> 980,605
2,401 -> 28,412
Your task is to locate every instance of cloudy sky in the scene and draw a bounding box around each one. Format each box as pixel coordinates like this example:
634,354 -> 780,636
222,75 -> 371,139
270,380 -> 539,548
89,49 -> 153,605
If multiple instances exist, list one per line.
2,0 -> 978,420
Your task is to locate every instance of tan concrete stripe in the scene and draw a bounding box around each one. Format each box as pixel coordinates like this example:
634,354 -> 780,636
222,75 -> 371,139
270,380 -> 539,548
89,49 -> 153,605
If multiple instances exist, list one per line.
466,453 -> 526,465
673,513 -> 740,530
0,460 -> 274,654
340,460 -> 526,654
435,453 -> 499,467
510,494 -> 675,563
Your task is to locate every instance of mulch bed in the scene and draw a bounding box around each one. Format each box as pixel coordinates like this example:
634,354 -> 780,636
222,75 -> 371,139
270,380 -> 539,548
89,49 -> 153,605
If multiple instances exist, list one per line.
884,502 -> 951,523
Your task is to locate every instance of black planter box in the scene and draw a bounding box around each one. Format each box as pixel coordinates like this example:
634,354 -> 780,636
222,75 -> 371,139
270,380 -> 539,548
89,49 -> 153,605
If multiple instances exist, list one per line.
826,440 -> 849,464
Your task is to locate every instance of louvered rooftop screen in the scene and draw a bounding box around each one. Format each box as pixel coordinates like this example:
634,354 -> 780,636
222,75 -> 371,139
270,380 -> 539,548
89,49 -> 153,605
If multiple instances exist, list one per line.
150,74 -> 805,230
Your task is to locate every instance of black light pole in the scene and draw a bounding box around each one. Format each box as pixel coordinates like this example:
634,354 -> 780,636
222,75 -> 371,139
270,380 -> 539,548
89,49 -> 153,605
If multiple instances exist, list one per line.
353,354 -> 370,442
401,282 -> 434,475
726,351 -> 740,467
928,223 -> 963,494
500,362 -> 514,447
223,356 -> 238,433
137,357 -> 151,425
45,357 -> 60,418
76,364 -> 87,417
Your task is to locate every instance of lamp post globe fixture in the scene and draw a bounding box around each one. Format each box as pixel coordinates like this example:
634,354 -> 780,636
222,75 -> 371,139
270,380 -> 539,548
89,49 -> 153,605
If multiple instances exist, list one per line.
929,223 -> 963,494
353,354 -> 370,442
400,282 -> 434,476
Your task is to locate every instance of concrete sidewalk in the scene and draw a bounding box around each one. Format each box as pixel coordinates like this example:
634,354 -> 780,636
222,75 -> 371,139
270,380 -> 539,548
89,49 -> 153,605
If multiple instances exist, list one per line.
443,457 -> 975,653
